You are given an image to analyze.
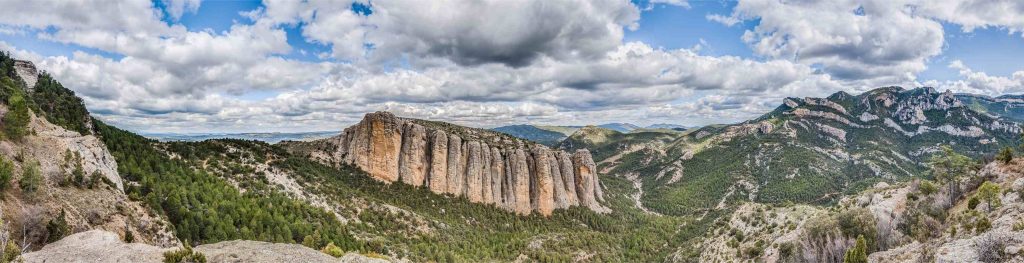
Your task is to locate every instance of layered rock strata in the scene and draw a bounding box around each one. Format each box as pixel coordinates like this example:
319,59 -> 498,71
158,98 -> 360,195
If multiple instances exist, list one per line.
333,112 -> 606,216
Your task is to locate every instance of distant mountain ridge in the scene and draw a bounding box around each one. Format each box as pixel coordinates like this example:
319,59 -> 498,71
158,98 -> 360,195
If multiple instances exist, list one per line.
956,93 -> 1024,122
491,124 -> 568,146
598,123 -> 641,132
493,123 -> 688,146
144,131 -> 337,143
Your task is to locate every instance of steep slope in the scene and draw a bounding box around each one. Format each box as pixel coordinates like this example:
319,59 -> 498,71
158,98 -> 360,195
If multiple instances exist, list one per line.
1,54 -> 386,262
0,55 -> 177,250
491,124 -> 568,146
595,87 -> 1020,217
289,112 -> 608,216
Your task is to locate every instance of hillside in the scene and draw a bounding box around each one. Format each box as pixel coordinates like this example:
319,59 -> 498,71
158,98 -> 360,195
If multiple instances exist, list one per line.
588,87 -> 1020,217
695,151 -> 1024,262
0,57 -> 707,261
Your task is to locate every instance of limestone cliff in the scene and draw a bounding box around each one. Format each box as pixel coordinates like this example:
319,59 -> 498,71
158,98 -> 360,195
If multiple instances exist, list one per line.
327,112 -> 607,216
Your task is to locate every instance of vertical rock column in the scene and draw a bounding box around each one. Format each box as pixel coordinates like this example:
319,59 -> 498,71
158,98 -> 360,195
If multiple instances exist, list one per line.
509,149 -> 532,215
398,123 -> 428,186
427,130 -> 448,193
548,151 -> 569,209
531,147 -> 555,216
489,147 -> 504,205
465,141 -> 484,203
557,152 -> 579,206
446,135 -> 463,196
502,150 -> 515,210
481,145 -> 493,204
572,150 -> 601,211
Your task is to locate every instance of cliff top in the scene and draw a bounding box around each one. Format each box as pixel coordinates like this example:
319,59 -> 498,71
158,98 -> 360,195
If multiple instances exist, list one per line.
364,111 -> 547,149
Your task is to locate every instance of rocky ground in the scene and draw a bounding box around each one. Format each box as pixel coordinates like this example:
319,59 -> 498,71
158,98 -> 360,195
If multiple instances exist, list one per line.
21,230 -> 390,263
696,159 -> 1024,263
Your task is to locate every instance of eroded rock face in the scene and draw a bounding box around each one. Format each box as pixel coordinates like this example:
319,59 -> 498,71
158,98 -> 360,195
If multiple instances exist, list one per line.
332,112 -> 607,215
13,60 -> 38,91
398,123 -> 428,186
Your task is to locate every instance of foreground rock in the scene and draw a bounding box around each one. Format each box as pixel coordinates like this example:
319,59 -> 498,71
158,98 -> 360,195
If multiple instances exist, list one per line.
22,230 -> 389,263
295,111 -> 608,216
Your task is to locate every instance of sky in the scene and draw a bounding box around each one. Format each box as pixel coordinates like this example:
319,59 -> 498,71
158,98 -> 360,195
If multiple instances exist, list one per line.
0,0 -> 1023,133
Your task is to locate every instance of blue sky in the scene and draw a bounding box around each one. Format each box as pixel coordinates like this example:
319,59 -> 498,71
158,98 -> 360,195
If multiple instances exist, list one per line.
1,0 -> 1022,133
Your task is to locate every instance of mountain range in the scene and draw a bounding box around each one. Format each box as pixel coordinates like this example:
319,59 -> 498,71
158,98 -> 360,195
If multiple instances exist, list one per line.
492,123 -> 687,147
143,131 -> 338,144
4,53 -> 1024,262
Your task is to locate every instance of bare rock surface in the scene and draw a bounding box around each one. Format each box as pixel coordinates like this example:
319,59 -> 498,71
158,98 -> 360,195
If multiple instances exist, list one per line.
312,111 -> 608,215
23,230 -> 390,263
13,60 -> 38,90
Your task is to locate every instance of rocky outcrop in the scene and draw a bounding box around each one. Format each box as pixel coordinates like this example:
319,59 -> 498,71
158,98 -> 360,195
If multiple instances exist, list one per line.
22,230 -> 388,263
331,112 -> 607,216
13,60 -> 38,90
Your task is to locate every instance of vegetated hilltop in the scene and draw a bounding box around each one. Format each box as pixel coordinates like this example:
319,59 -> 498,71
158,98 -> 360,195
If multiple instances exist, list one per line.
491,124 -> 571,146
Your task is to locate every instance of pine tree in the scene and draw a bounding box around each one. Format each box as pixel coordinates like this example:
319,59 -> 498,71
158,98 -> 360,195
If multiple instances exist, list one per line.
0,156 -> 12,193
19,161 -> 41,194
3,93 -> 30,140
843,235 -> 868,263
977,181 -> 1002,211
46,210 -> 70,243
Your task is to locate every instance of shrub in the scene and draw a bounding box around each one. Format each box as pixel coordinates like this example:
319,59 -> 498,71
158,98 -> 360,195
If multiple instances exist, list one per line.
918,180 -> 938,195
777,242 -> 797,261
744,245 -> 763,258
997,147 -> 1014,164
968,196 -> 980,210
837,208 -> 877,252
124,225 -> 135,243
976,217 -> 992,233
163,244 -> 206,263
301,230 -> 322,249
2,241 -> 19,263
321,242 -> 345,258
